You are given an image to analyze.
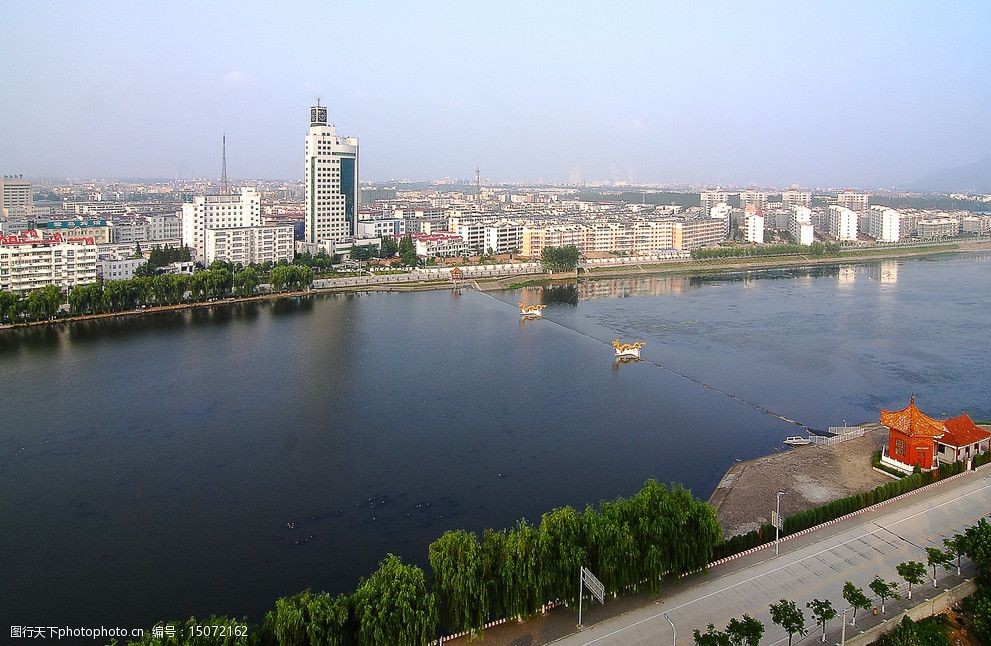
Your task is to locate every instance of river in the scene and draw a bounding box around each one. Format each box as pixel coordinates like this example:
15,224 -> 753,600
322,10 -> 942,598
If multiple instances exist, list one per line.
2,255 -> 989,629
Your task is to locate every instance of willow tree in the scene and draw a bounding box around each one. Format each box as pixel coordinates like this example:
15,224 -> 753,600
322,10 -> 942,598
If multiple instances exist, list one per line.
500,520 -> 542,620
352,554 -> 437,646
481,528 -> 508,621
538,506 -> 586,604
428,530 -> 486,634
582,504 -> 638,596
263,590 -> 350,646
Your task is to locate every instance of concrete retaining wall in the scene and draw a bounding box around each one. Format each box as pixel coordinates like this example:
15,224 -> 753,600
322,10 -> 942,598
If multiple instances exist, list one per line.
844,579 -> 977,646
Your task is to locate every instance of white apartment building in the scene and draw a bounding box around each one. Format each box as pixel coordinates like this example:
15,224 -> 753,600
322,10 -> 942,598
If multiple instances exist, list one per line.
781,190 -> 812,208
483,222 -> 524,254
789,206 -> 815,245
700,190 -> 732,215
97,256 -> 147,281
520,216 -> 727,257
917,217 -> 960,239
305,102 -> 359,245
0,177 -> 33,219
709,203 -> 733,235
204,224 -> 294,266
454,222 -> 487,252
411,232 -> 471,257
868,205 -> 902,243
739,191 -> 768,210
181,187 -> 261,262
837,191 -> 869,213
744,214 -> 765,243
355,218 -> 404,239
147,214 -> 181,241
828,205 -> 859,241
961,215 -> 991,236
0,230 -> 98,293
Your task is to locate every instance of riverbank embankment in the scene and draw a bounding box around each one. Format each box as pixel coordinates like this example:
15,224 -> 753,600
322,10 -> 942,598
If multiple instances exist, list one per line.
2,242 -> 989,331
708,424 -> 890,536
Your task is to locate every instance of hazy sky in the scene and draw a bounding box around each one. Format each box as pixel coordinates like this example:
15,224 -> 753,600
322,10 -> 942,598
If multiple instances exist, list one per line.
2,1 -> 989,187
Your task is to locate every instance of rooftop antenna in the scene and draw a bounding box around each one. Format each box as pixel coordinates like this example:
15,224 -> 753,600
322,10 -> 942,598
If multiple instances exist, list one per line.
220,133 -> 230,195
475,166 -> 481,211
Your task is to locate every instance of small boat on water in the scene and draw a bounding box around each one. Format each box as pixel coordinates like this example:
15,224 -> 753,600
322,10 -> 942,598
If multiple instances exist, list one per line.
612,339 -> 644,359
783,436 -> 812,446
519,303 -> 547,318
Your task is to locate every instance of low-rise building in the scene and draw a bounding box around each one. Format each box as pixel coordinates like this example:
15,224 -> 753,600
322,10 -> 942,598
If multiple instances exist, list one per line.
412,232 -> 471,257
0,229 -> 99,293
916,217 -> 959,239
97,256 -> 147,281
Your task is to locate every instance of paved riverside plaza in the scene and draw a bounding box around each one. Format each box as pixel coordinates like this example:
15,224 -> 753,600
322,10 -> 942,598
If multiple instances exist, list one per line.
464,466 -> 991,646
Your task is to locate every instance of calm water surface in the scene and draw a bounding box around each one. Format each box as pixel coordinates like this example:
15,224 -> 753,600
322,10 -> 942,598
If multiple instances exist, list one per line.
1,255 -> 989,628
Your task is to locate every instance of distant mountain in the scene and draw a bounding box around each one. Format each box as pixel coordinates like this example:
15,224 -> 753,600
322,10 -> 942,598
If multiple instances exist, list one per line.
907,157 -> 991,193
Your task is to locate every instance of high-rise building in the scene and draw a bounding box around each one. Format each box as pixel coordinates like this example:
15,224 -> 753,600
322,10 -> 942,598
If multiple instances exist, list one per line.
180,187 -> 261,262
305,102 -> 359,245
1,177 -> 33,219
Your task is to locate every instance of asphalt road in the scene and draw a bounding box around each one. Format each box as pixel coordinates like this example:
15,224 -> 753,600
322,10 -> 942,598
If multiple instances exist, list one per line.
550,467 -> 990,646
458,467 -> 990,646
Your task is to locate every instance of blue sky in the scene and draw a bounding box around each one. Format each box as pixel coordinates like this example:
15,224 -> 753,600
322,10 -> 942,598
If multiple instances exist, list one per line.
1,1 -> 988,187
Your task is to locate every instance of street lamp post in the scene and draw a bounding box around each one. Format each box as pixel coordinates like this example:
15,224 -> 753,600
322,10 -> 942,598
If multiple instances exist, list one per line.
775,491 -> 787,555
840,609 -> 848,646
664,613 -> 676,646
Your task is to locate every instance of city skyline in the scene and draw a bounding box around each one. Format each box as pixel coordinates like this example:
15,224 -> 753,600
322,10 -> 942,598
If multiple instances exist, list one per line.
2,2 -> 990,188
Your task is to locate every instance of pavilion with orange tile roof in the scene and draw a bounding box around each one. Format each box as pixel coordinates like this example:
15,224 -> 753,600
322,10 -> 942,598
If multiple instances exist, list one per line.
879,396 -> 990,473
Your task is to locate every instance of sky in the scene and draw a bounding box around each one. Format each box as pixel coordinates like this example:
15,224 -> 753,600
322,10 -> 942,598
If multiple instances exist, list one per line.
1,1 -> 989,188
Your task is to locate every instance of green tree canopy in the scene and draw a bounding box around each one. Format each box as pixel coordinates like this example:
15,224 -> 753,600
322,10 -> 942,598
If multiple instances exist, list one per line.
725,614 -> 764,646
262,589 -> 350,646
807,598 -> 836,643
352,554 -> 437,646
897,561 -> 926,599
869,575 -> 900,614
769,599 -> 806,646
842,582 -> 872,626
428,530 -> 487,634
